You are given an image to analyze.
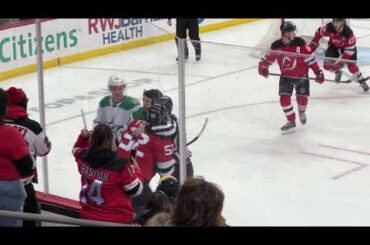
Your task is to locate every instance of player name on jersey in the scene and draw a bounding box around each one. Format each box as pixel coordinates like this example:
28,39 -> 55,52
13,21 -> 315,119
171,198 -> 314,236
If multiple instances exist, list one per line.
80,163 -> 108,182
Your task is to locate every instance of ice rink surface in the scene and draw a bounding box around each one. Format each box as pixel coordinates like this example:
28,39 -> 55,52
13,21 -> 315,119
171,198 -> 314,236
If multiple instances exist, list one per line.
2,19 -> 370,225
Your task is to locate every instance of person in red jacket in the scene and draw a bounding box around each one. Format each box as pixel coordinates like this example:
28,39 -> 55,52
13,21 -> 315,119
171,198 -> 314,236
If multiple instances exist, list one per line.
258,21 -> 325,133
0,88 -> 33,226
309,18 -> 369,92
4,87 -> 51,227
72,123 -> 144,224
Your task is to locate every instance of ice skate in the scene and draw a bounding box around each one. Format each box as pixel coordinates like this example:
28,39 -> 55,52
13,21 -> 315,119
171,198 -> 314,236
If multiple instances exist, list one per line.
281,120 -> 296,134
299,111 -> 306,125
358,77 -> 370,92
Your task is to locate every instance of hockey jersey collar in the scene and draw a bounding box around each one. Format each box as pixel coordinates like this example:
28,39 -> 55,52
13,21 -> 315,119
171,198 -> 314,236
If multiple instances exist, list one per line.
81,148 -> 116,169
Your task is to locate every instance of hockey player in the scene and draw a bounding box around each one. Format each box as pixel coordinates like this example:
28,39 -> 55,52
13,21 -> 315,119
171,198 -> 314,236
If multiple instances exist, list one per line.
309,18 -> 369,92
258,21 -> 325,133
132,89 -> 163,120
0,88 -> 33,226
117,99 -> 178,211
149,95 -> 194,180
94,75 -> 142,140
148,95 -> 177,139
4,87 -> 51,227
72,124 -> 144,224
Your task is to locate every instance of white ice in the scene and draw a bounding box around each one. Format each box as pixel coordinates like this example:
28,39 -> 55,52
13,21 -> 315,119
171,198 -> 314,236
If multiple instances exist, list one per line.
2,19 -> 370,226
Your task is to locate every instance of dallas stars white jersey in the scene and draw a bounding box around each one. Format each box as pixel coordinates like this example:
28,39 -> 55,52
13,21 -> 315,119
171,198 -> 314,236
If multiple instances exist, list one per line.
94,95 -> 141,139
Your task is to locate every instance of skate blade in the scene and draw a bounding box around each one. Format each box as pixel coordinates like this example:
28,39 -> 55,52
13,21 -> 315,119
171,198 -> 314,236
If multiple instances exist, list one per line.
281,128 -> 296,134
359,84 -> 369,92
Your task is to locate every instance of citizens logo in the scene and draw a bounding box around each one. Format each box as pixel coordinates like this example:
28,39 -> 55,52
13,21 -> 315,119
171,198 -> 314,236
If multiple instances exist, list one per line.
0,29 -> 79,63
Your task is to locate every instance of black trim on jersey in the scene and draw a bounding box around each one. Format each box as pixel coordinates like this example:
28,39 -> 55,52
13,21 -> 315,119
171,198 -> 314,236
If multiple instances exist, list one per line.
158,165 -> 175,175
271,37 -> 305,49
271,39 -> 283,49
293,37 -> 305,46
326,23 -> 353,38
125,183 -> 141,196
80,149 -> 129,172
149,116 -> 177,140
4,117 -> 43,135
14,155 -> 34,177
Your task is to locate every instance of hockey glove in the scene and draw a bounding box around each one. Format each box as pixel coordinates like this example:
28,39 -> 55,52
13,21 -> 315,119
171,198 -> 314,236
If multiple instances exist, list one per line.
332,62 -> 344,71
315,69 -> 325,84
258,61 -> 269,78
308,41 -> 319,53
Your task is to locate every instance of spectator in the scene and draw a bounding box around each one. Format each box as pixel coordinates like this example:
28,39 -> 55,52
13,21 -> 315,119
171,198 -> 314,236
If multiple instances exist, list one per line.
0,88 -> 33,226
72,124 -> 144,224
169,177 -> 227,226
4,87 -> 51,227
134,175 -> 179,225
145,212 -> 172,226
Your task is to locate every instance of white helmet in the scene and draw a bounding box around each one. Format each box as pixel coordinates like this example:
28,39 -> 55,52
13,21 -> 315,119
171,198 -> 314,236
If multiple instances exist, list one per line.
108,75 -> 126,87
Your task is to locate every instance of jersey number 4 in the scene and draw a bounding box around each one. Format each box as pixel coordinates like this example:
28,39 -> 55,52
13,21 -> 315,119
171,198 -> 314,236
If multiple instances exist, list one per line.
80,178 -> 104,206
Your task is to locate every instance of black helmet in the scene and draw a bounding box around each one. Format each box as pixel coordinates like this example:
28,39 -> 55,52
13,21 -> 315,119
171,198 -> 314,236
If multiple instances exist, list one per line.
161,95 -> 173,114
147,97 -> 170,125
280,21 -> 296,34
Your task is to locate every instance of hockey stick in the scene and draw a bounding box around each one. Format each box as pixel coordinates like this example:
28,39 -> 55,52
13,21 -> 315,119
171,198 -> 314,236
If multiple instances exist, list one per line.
186,117 -> 208,146
268,73 -> 352,83
80,109 -> 87,129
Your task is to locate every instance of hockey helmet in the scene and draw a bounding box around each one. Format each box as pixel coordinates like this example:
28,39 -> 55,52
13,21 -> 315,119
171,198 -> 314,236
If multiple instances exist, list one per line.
280,21 -> 297,34
161,95 -> 173,114
147,97 -> 170,125
108,75 -> 126,87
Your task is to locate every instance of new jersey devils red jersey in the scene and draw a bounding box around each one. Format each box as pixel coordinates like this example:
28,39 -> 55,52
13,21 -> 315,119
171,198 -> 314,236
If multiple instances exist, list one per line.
117,119 -> 148,160
73,134 -> 143,224
263,37 -> 320,77
135,131 -> 176,181
117,119 -> 176,181
311,22 -> 356,59
0,124 -> 31,180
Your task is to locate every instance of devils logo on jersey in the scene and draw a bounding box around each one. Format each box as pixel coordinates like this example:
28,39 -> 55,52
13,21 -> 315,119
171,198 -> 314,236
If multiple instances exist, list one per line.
282,56 -> 297,71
